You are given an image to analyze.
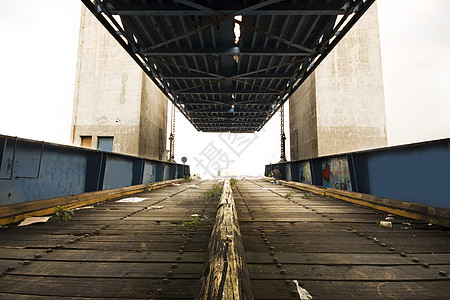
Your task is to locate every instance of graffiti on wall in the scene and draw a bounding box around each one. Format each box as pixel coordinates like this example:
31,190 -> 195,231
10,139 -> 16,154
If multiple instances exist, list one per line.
321,156 -> 352,191
299,161 -> 312,184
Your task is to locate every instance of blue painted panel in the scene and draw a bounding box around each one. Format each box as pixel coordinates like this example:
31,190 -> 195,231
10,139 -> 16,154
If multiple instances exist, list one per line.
0,139 -> 14,179
102,155 -> 133,190
0,146 -> 87,205
285,164 -> 292,181
363,143 -> 450,208
163,164 -> 170,181
143,161 -> 156,183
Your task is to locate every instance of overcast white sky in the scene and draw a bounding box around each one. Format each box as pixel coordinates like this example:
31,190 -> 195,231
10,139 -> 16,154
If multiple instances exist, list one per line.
0,0 -> 449,177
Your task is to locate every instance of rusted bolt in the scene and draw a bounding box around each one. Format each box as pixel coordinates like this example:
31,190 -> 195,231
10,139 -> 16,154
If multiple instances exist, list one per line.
180,245 -> 185,250
280,269 -> 287,274
423,263 -> 430,268
374,239 -> 379,243
163,278 -> 169,284
439,271 -> 447,276
6,266 -> 15,272
55,245 -> 63,249
34,254 -> 42,259
186,238 -> 191,242
178,250 -> 183,254
171,264 -> 177,269
84,233 -> 90,237
380,243 -> 386,247
22,260 -> 31,265
290,289 -> 299,296
359,233 -> 364,236
270,251 -> 275,256
183,241 -> 188,245
269,246 -> 275,250
273,257 -> 278,263
263,238 -> 268,242
368,236 -> 372,240
176,255 -> 181,260
277,263 -> 282,268
285,280 -> 291,286
412,258 -> 419,263
45,249 -> 53,253
167,270 -> 173,276
400,252 -> 407,257
389,247 -> 395,251
157,288 -> 163,294
265,241 -> 270,245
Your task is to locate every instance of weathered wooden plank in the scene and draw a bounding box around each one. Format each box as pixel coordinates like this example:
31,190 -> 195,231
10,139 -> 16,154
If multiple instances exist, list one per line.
0,275 -> 200,299
0,178 -> 185,225
198,179 -> 254,299
3,260 -> 204,278
246,264 -> 449,280
251,279 -> 450,300
244,252 -> 443,265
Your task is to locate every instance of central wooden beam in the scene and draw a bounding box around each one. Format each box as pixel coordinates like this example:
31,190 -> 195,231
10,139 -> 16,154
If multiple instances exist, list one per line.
198,179 -> 253,299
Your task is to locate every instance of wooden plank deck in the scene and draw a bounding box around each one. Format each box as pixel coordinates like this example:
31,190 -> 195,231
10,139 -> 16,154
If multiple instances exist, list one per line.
0,178 -> 449,299
0,180 -> 217,299
235,179 -> 450,299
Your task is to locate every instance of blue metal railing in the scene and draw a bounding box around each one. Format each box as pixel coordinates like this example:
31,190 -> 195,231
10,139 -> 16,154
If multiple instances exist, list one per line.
0,134 -> 189,206
266,138 -> 450,209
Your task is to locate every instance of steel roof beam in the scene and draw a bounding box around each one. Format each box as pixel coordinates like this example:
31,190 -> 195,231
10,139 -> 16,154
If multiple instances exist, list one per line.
142,47 -> 312,57
111,9 -> 345,16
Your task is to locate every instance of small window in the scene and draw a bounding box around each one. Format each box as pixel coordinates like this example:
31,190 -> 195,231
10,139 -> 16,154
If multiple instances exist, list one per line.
80,136 -> 92,148
97,137 -> 114,152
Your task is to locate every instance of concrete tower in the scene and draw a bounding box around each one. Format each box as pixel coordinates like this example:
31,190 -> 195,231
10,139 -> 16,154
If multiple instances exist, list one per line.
71,6 -> 168,160
289,4 -> 387,160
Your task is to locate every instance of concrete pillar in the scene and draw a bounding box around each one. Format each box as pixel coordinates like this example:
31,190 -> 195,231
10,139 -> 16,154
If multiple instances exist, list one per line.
289,4 -> 387,160
71,6 -> 167,160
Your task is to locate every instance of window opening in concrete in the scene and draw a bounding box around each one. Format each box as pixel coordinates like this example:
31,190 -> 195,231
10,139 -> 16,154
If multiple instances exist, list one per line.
80,136 -> 92,148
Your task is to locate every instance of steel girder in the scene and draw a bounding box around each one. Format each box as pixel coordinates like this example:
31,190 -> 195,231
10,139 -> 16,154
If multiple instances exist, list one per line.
81,0 -> 375,132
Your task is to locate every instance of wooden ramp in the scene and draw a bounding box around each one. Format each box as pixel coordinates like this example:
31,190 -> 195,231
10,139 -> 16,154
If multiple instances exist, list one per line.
0,180 -> 217,299
235,180 -> 450,299
0,179 -> 449,299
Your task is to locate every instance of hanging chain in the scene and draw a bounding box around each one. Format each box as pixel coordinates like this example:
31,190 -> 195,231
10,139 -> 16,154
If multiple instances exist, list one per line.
169,103 -> 176,161
280,104 -> 287,162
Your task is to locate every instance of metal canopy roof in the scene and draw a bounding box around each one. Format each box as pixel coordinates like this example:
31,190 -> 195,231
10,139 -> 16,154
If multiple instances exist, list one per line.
82,0 -> 375,132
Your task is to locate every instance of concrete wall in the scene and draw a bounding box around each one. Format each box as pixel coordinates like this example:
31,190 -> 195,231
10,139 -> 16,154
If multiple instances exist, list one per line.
71,6 -> 167,160
139,75 -> 168,160
289,4 -> 387,160
289,74 -> 318,160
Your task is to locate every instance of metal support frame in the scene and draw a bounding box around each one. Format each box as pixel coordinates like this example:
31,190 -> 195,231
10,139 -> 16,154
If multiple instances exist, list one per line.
169,103 -> 176,162
81,0 -> 375,132
279,104 -> 287,162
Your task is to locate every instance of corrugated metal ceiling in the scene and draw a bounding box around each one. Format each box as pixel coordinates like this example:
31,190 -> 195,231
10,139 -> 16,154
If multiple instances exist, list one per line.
82,0 -> 375,132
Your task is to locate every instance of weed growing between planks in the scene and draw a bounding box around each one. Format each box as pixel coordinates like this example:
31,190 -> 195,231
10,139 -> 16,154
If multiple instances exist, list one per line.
230,178 -> 238,189
302,192 -> 312,199
204,184 -> 222,200
54,206 -> 74,224
284,191 -> 295,199
182,214 -> 202,226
